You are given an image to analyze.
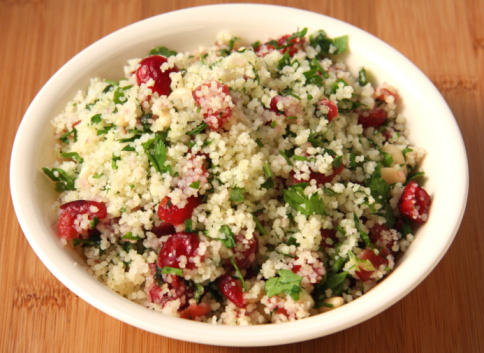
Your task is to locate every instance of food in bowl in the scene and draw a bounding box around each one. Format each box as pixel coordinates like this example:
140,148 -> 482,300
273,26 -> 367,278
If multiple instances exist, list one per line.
42,28 -> 431,324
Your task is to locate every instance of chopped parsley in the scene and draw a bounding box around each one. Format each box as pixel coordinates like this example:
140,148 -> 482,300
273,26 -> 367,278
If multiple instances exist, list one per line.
283,183 -> 326,217
149,46 -> 177,57
229,187 -> 245,203
42,167 -> 76,192
61,152 -> 83,163
161,267 -> 183,276
219,225 -> 236,249
265,269 -> 302,300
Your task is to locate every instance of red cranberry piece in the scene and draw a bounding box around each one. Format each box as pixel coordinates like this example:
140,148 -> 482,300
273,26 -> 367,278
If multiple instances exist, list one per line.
224,234 -> 258,270
319,98 -> 339,121
157,196 -> 202,226
265,34 -> 305,57
355,249 -> 388,282
148,273 -> 192,309
192,81 -> 233,131
356,106 -> 387,128
56,200 -> 107,239
151,222 -> 176,238
179,302 -> 211,320
270,96 -> 284,115
157,232 -> 203,270
320,228 -> 337,250
217,274 -> 246,308
136,55 -> 178,97
399,181 -> 431,223
369,224 -> 397,256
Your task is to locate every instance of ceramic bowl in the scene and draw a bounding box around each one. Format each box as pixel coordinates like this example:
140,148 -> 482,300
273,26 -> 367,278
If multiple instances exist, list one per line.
10,4 -> 468,346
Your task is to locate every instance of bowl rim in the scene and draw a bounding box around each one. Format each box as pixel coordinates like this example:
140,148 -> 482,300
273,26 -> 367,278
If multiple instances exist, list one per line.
10,3 -> 469,347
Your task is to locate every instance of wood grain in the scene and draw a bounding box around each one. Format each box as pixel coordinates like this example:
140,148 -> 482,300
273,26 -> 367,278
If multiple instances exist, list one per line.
1,0 -> 483,352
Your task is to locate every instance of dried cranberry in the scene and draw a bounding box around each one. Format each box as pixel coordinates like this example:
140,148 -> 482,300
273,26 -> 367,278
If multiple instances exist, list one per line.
290,255 -> 325,284
157,232 -> 203,270
136,55 -> 178,97
148,273 -> 192,309
320,228 -> 337,250
192,81 -> 233,131
399,181 -> 431,223
269,34 -> 305,57
270,96 -> 285,115
356,106 -> 387,128
56,200 -> 107,239
179,302 -> 211,320
319,98 -> 339,121
369,224 -> 397,256
151,222 -> 176,238
224,234 -> 258,270
218,274 -> 246,308
157,196 -> 202,226
355,249 -> 388,282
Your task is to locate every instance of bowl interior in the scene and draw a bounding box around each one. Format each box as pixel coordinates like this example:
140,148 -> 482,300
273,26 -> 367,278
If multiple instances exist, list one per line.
10,4 -> 468,347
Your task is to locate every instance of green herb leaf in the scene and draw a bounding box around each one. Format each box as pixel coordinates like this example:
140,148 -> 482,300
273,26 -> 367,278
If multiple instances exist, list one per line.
265,269 -> 302,301
112,154 -> 121,169
61,152 -> 84,163
229,187 -> 245,202
249,62 -> 260,85
229,257 -> 247,291
194,282 -> 204,304
252,214 -> 268,235
90,216 -> 99,229
161,267 -> 183,276
255,138 -> 264,148
358,67 -> 368,86
353,214 -> 370,246
59,128 -> 77,144
309,30 -> 348,57
278,150 -> 294,166
184,219 -> 193,233
113,85 -> 132,105
149,46 -> 178,57
186,122 -> 207,135
261,178 -> 274,190
42,167 -> 76,191
122,232 -> 141,241
73,234 -> 103,252
381,152 -> 394,167
90,114 -> 102,124
283,184 -> 326,217
189,180 -> 201,189
144,132 -> 171,175
219,225 -> 236,248
263,161 -> 272,177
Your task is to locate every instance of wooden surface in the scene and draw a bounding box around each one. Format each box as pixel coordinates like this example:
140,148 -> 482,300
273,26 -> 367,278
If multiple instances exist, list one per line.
1,0 -> 483,351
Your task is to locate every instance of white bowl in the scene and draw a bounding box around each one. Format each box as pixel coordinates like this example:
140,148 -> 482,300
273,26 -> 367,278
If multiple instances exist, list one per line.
10,4 -> 468,347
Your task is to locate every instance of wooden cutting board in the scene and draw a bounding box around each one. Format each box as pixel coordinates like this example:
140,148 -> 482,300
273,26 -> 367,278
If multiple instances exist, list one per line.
1,0 -> 482,352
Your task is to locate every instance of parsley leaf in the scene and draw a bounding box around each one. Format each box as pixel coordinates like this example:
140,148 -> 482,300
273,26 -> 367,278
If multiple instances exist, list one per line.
229,187 -> 245,202
219,225 -> 236,248
283,183 -> 327,217
358,67 -> 368,86
61,152 -> 83,163
42,167 -> 76,191
149,46 -> 177,57
186,122 -> 207,135
143,132 -> 171,175
161,267 -> 183,276
309,30 -> 348,57
265,269 -> 302,300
